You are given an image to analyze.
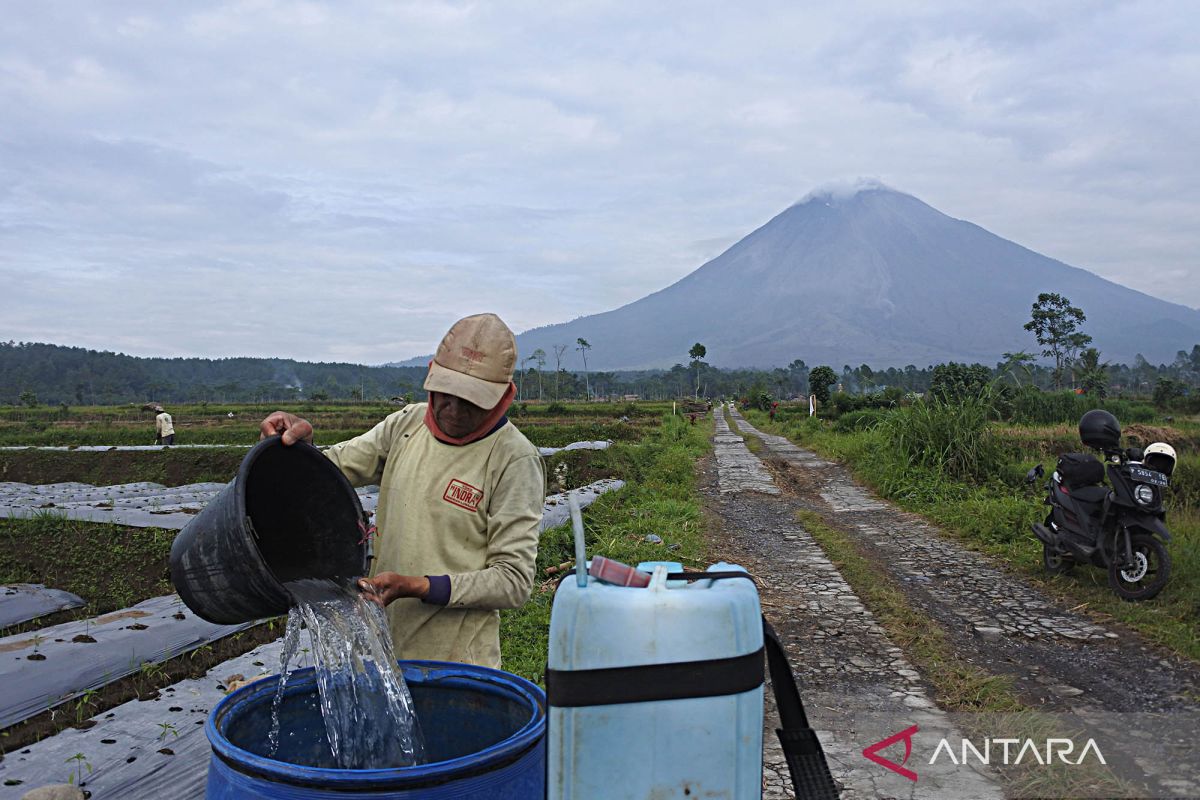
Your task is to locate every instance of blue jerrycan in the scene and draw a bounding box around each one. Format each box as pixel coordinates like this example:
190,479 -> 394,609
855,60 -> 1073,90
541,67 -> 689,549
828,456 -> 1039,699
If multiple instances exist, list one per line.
545,498 -> 764,799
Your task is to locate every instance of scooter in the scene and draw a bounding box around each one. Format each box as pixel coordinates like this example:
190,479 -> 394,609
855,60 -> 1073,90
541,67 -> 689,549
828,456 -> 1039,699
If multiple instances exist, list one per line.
1027,410 -> 1175,602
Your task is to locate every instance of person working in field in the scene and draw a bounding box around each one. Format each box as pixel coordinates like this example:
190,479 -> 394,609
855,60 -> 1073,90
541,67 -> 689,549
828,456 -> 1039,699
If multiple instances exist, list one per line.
154,405 -> 175,445
259,313 -> 545,668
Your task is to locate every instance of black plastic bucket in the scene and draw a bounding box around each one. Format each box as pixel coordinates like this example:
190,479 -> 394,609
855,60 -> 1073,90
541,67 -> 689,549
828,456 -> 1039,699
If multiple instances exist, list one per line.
170,436 -> 369,624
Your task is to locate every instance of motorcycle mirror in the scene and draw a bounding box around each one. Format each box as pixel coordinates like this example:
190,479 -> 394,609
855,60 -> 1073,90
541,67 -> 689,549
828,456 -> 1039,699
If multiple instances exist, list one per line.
1025,464 -> 1044,484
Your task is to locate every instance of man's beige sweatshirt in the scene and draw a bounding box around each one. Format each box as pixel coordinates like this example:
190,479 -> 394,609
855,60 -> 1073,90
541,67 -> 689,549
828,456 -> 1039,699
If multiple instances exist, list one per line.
155,412 -> 174,437
323,404 -> 544,668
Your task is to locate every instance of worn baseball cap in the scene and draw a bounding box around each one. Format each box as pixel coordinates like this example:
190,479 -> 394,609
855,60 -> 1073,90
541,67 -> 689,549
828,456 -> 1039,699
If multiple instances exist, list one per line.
423,313 -> 517,409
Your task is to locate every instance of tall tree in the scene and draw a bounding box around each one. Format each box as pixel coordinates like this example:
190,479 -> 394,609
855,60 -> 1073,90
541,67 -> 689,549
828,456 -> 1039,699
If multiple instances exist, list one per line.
576,338 -> 592,400
688,343 -> 706,398
786,358 -> 809,396
1024,293 -> 1091,389
808,365 -> 837,404
552,344 -> 569,400
519,353 -> 538,401
531,348 -> 546,400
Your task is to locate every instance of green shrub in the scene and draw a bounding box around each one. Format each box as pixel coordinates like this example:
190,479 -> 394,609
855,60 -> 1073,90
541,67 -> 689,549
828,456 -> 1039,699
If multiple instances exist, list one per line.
880,393 -> 1008,483
1009,389 -> 1157,425
833,409 -> 886,433
828,388 -> 903,417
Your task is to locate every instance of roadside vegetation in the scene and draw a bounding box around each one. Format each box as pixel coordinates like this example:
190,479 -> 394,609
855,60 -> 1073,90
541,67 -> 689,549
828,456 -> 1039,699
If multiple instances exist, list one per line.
746,396 -> 1200,662
500,411 -> 712,682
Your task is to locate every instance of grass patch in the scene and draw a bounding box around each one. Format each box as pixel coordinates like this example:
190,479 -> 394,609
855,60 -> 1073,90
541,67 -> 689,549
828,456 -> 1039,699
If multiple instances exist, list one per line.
724,411 -> 764,454
499,413 -> 713,682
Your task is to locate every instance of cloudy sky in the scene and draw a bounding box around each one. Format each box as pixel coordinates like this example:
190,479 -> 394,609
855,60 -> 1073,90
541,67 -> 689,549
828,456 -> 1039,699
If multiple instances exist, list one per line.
3,1 -> 1198,364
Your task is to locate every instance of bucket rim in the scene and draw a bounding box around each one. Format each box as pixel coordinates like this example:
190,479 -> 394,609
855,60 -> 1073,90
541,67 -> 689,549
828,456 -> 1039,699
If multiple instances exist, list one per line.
236,434 -> 370,589
206,659 -> 546,788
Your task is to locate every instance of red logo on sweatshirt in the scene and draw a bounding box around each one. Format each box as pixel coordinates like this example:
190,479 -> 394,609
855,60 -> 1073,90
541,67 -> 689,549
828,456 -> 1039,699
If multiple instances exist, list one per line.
443,479 -> 484,512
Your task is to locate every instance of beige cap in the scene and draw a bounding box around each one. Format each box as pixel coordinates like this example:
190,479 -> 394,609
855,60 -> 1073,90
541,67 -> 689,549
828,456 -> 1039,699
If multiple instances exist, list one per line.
423,313 -> 517,409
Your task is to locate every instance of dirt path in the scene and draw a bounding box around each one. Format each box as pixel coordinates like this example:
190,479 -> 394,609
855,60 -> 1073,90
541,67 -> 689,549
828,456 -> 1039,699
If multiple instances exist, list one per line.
711,405 -> 1200,799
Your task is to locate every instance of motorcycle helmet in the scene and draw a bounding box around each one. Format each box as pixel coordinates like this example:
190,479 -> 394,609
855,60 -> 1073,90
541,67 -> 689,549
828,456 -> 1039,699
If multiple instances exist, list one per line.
1079,409 -> 1121,450
1143,442 -> 1176,477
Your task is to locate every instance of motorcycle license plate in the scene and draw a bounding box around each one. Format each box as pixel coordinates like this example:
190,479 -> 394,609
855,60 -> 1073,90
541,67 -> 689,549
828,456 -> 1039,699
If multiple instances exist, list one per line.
1130,466 -> 1168,487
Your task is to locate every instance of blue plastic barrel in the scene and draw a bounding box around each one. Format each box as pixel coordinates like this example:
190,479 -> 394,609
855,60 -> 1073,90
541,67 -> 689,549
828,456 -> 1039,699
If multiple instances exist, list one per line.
206,660 -> 546,799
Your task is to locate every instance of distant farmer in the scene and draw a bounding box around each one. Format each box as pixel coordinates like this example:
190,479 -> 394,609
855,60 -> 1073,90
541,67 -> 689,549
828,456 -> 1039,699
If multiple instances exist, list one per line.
154,406 -> 175,445
769,401 -> 779,421
259,313 -> 545,669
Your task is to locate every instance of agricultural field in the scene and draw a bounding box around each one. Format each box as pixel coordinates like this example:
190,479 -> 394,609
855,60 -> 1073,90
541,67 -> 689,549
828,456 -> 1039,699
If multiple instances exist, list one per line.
0,400 -> 663,449
0,400 -> 705,758
745,401 -> 1200,662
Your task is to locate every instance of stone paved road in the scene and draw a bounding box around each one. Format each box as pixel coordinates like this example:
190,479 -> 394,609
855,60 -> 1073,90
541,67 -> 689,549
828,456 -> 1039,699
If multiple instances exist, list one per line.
720,406 -> 1200,798
707,406 -> 1002,799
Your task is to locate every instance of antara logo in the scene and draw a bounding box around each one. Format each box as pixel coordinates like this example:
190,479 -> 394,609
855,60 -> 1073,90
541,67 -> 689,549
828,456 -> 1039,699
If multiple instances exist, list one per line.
930,737 -> 1107,767
863,725 -> 919,781
863,725 -> 1107,781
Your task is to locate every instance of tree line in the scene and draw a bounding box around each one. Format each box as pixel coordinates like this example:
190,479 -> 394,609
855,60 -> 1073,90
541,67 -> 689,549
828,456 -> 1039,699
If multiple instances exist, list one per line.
2,334 -> 1198,408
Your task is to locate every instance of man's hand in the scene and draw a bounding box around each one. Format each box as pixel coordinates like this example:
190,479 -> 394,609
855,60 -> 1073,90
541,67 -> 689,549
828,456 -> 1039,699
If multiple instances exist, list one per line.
357,573 -> 430,608
259,411 -> 314,446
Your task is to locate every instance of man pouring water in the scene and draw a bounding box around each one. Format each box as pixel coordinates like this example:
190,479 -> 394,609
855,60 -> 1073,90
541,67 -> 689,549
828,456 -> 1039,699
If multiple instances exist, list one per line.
259,313 -> 545,669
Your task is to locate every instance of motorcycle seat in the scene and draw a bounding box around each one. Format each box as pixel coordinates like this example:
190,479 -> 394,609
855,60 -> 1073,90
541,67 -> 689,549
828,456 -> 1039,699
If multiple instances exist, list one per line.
1066,485 -> 1109,505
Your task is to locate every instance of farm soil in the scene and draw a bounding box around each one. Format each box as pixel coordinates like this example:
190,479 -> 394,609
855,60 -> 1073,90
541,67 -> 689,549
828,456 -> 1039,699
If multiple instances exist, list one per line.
0,520 -> 177,636
0,515 -> 285,756
0,449 -> 244,487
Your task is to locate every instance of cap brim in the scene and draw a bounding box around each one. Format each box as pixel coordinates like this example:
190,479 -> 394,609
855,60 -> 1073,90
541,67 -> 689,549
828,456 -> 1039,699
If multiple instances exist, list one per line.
423,360 -> 509,409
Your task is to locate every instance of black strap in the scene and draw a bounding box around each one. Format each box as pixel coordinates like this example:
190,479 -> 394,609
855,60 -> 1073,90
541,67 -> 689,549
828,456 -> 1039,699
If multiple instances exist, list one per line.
763,619 -> 840,799
546,647 -> 764,707
550,567 -> 839,798
665,570 -> 758,583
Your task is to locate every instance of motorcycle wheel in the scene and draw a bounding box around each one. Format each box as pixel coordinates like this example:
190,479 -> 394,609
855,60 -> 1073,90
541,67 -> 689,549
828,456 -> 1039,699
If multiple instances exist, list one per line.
1042,544 -> 1075,575
1107,531 -> 1170,602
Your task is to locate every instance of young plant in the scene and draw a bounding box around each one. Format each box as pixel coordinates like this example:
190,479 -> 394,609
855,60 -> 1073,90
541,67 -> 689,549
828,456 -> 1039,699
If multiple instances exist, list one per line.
64,752 -> 92,785
139,660 -> 165,681
156,721 -> 179,741
27,633 -> 46,661
74,689 -> 99,725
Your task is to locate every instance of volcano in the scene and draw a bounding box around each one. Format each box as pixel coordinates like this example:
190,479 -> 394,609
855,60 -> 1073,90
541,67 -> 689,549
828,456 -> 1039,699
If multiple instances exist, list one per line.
513,183 -> 1200,369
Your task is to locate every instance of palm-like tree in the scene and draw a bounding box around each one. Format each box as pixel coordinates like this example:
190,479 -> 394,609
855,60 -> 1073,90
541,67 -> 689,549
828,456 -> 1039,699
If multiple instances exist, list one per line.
576,338 -> 592,400
1077,347 -> 1110,399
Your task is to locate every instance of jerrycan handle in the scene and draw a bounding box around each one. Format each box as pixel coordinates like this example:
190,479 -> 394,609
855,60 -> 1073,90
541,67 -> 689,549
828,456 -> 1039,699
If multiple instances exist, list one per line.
569,492 -> 587,588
